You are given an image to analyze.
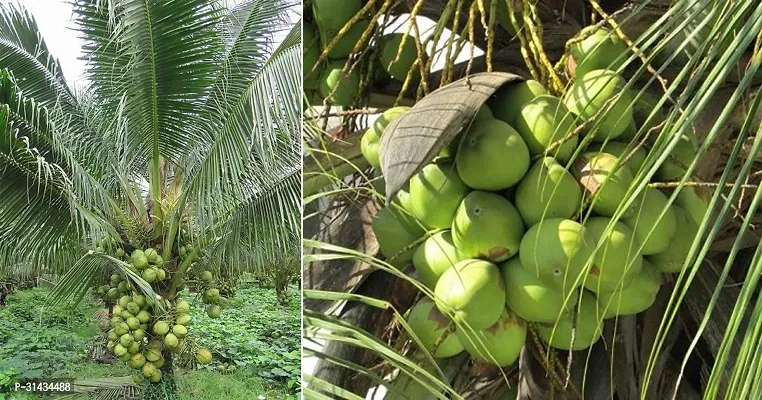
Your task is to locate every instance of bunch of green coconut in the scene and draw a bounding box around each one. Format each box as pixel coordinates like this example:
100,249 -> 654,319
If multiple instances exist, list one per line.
91,241 -> 221,383
362,27 -> 704,367
304,0 -> 423,106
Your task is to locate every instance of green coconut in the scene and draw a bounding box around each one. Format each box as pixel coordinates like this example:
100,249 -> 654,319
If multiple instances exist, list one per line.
115,322 -> 130,336
583,217 -> 643,293
318,60 -> 361,106
145,348 -> 162,362
118,352 -> 132,362
113,305 -> 124,316
206,288 -> 220,302
455,118 -> 530,190
312,0 -> 362,32
322,20 -> 370,59
142,268 -> 157,283
133,329 -> 146,342
207,305 -> 222,318
563,69 -> 634,141
514,95 -> 579,162
598,259 -> 662,318
574,152 -> 638,218
200,271 -> 213,282
108,330 -> 119,341
409,159 -> 470,230
126,317 -> 141,330
622,188 -> 677,255
588,141 -> 647,173
152,321 -> 170,336
406,297 -> 464,358
156,268 -> 166,281
654,133 -> 698,180
515,157 -> 582,227
568,27 -> 630,77
128,342 -> 140,355
378,33 -> 421,81
135,310 -> 151,324
120,334 -> 134,348
175,300 -> 190,314
537,291 -> 603,351
489,80 -> 548,126
114,343 -> 128,357
519,218 -> 592,293
456,308 -> 526,367
129,353 -> 146,369
126,302 -> 140,315
371,205 -> 425,266
451,191 -> 525,262
133,294 -> 146,308
142,362 -> 157,378
120,310 -> 133,320
196,348 -> 213,365
434,259 -> 506,330
144,248 -> 158,264
176,314 -> 193,326
647,205 -> 698,273
172,325 -> 188,338
107,288 -> 119,300
118,295 -> 130,309
149,370 -> 162,383
412,230 -> 466,289
131,250 -> 149,270
501,257 -> 578,323
360,106 -> 410,170
164,333 -> 179,348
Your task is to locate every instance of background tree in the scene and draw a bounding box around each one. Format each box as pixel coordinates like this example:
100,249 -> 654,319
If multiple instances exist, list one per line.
0,0 -> 301,398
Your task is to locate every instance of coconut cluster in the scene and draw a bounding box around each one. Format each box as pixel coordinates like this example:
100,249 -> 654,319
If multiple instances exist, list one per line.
365,28 -> 702,366
91,241 -> 217,383
304,1 -> 424,106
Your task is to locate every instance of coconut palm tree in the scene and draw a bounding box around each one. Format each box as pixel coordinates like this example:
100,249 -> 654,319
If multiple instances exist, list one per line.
303,0 -> 762,398
0,0 -> 300,396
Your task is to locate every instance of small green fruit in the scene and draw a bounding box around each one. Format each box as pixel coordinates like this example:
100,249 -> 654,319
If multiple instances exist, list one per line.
200,271 -> 213,282
515,157 -> 582,227
322,20 -> 370,59
452,191 -> 525,262
133,329 -> 146,342
129,353 -> 146,369
519,218 -> 592,293
107,288 -> 119,300
120,310 -> 133,320
412,231 -> 466,289
152,321 -> 170,336
175,300 -> 190,314
371,204 -> 425,266
196,348 -> 213,365
126,316 -> 140,330
360,107 -> 409,170
126,302 -> 140,315
598,260 -> 662,318
406,298 -> 464,358
456,308 -> 526,367
574,152 -> 638,217
207,305 -> 222,318
537,291 -> 603,351
142,362 -> 157,378
409,160 -> 470,230
163,333 -> 179,348
622,188 -> 677,255
489,80 -> 548,126
136,310 -> 151,324
455,118 -> 530,190
131,250 -> 149,270
156,268 -> 166,281
434,259 -> 505,330
145,348 -> 162,362
149,370 -> 162,383
176,314 -> 192,326
128,341 -> 140,354
501,257 -> 578,323
588,141 -> 647,173
114,343 -> 128,357
647,205 -> 698,273
108,330 -> 119,341
142,268 -> 157,283
563,69 -> 633,141
514,95 -> 578,162
318,60 -> 361,106
113,305 -> 124,316
568,27 -> 629,77
312,0 -> 362,32
205,289 -> 220,302
144,248 -> 158,263
378,33 -> 422,81
583,217 -> 643,293
654,133 -> 697,180
172,325 -> 188,338
115,322 -> 130,336
120,334 -> 134,348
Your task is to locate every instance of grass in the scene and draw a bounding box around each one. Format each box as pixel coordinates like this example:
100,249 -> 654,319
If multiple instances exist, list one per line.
0,281 -> 300,399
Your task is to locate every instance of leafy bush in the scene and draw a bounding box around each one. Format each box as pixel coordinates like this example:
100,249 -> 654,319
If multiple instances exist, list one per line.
0,288 -> 99,388
181,284 -> 301,393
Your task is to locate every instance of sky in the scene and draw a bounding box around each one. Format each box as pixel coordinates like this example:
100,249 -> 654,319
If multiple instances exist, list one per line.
2,0 -> 299,88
